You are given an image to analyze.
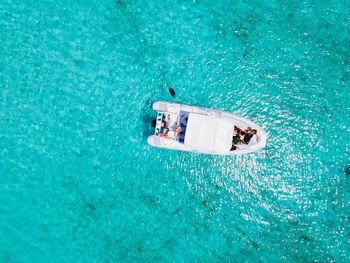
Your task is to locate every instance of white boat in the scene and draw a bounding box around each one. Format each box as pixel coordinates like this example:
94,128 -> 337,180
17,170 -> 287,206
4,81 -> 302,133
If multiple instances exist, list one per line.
147,101 -> 267,155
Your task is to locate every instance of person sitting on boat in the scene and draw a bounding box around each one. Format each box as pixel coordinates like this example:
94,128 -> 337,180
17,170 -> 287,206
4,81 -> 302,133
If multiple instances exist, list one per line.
240,131 -> 246,141
151,119 -> 156,127
180,115 -> 188,126
248,130 -> 258,144
232,129 -> 243,146
177,133 -> 185,143
176,122 -> 187,135
179,116 -> 188,133
163,122 -> 169,134
176,126 -> 182,135
152,119 -> 169,134
234,125 -> 243,134
241,133 -> 252,144
176,119 -> 187,143
242,129 -> 257,144
232,133 -> 240,145
231,128 -> 243,150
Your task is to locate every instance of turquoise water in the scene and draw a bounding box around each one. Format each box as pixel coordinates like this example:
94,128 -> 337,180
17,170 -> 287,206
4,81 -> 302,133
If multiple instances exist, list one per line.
1,0 -> 349,261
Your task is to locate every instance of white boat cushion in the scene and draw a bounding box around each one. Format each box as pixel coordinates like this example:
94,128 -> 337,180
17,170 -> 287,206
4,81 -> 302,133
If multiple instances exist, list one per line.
184,113 -> 234,153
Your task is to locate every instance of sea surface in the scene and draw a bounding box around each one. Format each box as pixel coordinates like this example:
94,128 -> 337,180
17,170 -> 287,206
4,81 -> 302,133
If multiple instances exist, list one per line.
1,0 -> 349,262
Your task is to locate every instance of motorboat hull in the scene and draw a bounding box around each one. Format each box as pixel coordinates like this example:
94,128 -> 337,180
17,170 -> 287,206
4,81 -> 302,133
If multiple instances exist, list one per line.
147,101 -> 267,155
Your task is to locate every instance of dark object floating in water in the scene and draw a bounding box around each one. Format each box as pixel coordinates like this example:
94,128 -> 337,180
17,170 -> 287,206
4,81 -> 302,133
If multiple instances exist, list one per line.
151,119 -> 156,127
345,165 -> 350,175
168,86 -> 176,98
249,240 -> 260,251
86,204 -> 96,212
301,234 -> 308,240
202,200 -> 209,206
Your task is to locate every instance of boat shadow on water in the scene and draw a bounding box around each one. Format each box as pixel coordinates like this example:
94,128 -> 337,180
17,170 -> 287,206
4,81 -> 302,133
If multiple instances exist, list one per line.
141,98 -> 157,139
142,114 -> 155,139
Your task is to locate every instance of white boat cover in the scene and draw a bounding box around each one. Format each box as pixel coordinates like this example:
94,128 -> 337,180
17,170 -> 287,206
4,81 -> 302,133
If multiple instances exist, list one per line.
184,113 -> 234,153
